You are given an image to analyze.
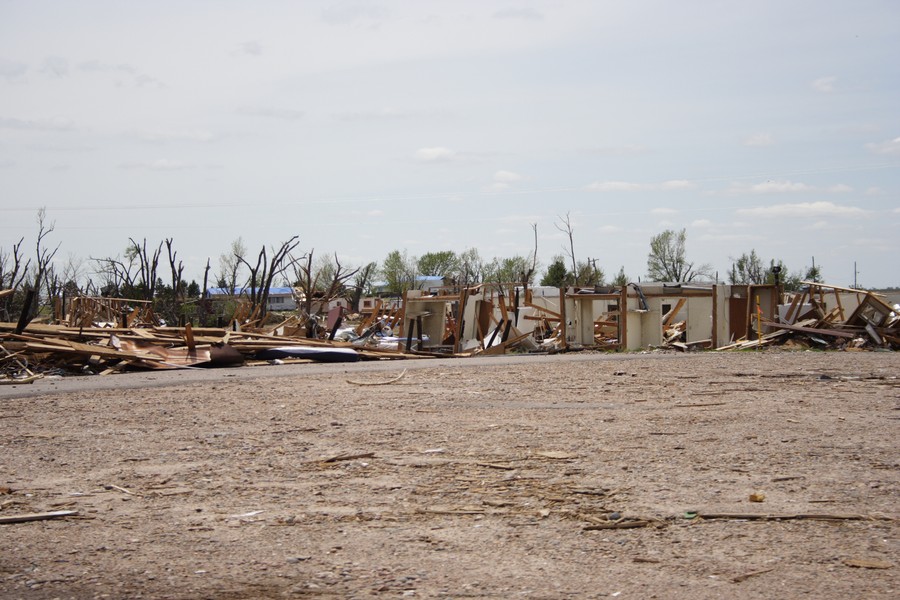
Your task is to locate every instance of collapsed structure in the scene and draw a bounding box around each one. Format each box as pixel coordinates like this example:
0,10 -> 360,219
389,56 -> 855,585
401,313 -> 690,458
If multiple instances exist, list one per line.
1,280 -> 897,382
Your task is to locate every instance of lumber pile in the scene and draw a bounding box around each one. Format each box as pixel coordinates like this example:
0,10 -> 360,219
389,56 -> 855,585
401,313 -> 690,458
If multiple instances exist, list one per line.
0,320 -> 411,379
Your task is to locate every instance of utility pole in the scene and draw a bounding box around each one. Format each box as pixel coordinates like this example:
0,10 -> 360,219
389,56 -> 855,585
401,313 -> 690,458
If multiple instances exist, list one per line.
854,261 -> 859,289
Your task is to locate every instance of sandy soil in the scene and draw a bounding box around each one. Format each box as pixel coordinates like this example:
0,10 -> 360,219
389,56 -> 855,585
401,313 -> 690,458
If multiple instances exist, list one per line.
1,350 -> 898,599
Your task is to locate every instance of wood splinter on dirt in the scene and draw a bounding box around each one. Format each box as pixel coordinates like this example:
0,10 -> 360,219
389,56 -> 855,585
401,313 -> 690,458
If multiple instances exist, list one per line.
732,567 -> 775,583
322,452 -> 376,463
104,484 -> 136,495
0,510 -> 79,524
346,369 -> 408,386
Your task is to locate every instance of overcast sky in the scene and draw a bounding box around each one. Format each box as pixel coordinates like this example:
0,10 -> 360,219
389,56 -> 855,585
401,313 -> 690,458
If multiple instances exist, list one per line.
1,0 -> 898,288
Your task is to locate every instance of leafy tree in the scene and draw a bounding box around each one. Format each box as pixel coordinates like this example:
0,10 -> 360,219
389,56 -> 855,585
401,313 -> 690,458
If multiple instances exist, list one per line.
574,259 -> 604,287
455,247 -> 484,285
612,266 -> 628,287
540,256 -> 568,287
484,255 -> 535,285
417,251 -> 458,278
217,237 -> 246,295
381,250 -> 418,295
646,228 -> 712,282
729,250 -> 766,285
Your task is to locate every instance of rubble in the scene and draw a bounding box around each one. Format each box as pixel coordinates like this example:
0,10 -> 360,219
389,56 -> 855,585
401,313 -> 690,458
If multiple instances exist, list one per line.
1,281 -> 895,379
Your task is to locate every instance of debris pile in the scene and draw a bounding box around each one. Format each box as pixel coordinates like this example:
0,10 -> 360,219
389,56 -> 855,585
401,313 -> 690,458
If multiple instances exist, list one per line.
718,282 -> 899,351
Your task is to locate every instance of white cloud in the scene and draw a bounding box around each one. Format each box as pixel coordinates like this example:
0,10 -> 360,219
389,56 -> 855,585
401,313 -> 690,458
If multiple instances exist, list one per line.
812,76 -> 837,93
367,209 -> 384,217
321,3 -> 389,25
133,129 -> 216,143
691,219 -> 713,228
698,233 -> 762,243
750,180 -> 813,193
77,59 -> 163,87
119,159 -> 195,171
597,225 -> 622,233
493,170 -> 522,183
584,144 -> 647,156
651,207 -> 678,215
661,179 -> 697,190
237,106 -> 304,120
866,187 -> 884,195
414,146 -> 456,162
744,132 -> 774,146
586,180 -> 644,192
493,7 -> 543,20
586,179 -> 696,192
736,201 -> 869,218
0,116 -> 74,131
0,58 -> 27,82
726,179 -> 854,195
235,41 -> 262,56
40,56 -> 69,78
866,136 -> 900,155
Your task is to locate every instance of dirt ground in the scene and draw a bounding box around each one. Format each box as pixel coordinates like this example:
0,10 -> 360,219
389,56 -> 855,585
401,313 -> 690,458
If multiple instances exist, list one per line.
1,350 -> 898,599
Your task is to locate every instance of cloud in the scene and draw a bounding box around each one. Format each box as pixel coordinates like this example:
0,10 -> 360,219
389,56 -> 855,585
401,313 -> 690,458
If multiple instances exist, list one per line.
40,56 -> 69,78
235,41 -> 262,56
812,76 -> 837,93
119,159 -> 196,171
698,233 -> 762,243
583,144 -> 647,156
0,58 -> 27,82
0,116 -> 74,131
866,186 -> 884,195
726,179 -> 853,195
236,106 -> 304,120
586,180 -> 644,192
597,225 -> 622,233
77,59 -> 163,87
661,180 -> 696,190
691,219 -> 713,228
493,170 -> 522,183
486,170 -> 524,191
744,132 -> 774,146
586,179 -> 696,192
651,207 -> 678,215
367,209 -> 384,217
334,107 -> 451,122
866,136 -> 900,155
132,129 -> 216,143
736,201 -> 869,218
322,3 -> 389,25
414,146 -> 456,162
492,7 -> 543,20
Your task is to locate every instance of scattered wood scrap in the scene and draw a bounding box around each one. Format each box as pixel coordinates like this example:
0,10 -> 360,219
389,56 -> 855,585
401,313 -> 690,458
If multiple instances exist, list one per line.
0,510 -> 79,524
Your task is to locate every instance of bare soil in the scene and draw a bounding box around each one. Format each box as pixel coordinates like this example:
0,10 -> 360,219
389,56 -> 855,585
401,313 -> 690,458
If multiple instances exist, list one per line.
1,350 -> 898,599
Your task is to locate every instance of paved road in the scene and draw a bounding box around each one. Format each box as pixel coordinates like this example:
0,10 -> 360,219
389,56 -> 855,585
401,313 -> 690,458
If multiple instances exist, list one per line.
0,350 -> 682,400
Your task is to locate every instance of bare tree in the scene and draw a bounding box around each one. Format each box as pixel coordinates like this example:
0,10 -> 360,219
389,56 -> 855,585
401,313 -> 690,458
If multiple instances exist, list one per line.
555,213 -> 578,285
291,249 -> 359,317
0,237 -> 30,321
237,236 -> 302,319
27,208 -> 60,319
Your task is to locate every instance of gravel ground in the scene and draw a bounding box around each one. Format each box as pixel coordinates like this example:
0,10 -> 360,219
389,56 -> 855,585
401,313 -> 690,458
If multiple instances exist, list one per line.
1,350 -> 898,599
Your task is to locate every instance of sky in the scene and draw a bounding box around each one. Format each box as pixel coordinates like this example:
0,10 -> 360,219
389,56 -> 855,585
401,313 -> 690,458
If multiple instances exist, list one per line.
1,0 -> 898,289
